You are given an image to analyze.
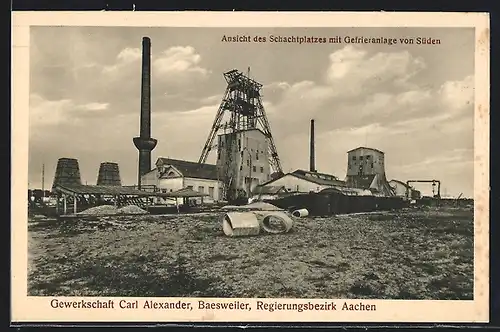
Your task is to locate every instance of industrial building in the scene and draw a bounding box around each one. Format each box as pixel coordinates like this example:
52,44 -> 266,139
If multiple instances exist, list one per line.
257,169 -> 347,194
389,179 -> 422,200
345,147 -> 394,196
198,68 -> 283,202
141,158 -> 222,203
216,128 -> 271,197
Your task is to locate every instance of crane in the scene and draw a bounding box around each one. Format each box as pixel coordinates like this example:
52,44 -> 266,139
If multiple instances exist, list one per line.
406,179 -> 441,200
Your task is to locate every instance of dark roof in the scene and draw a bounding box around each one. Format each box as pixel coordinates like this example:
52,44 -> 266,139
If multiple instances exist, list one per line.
291,169 -> 346,187
347,147 -> 385,155
156,158 -> 218,180
54,184 -> 164,196
164,187 -> 209,198
253,185 -> 286,195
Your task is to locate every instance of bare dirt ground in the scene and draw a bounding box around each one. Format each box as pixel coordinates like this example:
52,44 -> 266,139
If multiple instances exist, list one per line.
27,205 -> 474,299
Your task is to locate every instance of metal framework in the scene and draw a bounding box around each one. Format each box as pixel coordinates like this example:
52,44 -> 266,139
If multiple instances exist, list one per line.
406,180 -> 441,199
198,69 -> 283,200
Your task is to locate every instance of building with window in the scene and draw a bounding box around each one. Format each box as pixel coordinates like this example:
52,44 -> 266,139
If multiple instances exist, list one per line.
216,128 -> 271,196
141,158 -> 222,203
345,147 -> 394,196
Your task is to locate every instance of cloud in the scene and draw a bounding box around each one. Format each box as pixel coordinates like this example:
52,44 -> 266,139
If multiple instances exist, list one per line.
29,94 -> 110,128
439,75 -> 474,111
103,47 -> 142,73
325,46 -> 426,94
153,46 -> 210,79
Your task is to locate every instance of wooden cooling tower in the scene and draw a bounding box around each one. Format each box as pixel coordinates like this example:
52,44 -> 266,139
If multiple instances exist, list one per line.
96,162 -> 122,186
51,158 -> 82,191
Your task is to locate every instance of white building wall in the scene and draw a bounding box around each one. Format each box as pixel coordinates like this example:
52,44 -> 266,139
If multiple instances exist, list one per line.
267,174 -> 330,193
141,169 -> 159,187
217,128 -> 271,195
183,177 -> 222,203
157,177 -> 185,193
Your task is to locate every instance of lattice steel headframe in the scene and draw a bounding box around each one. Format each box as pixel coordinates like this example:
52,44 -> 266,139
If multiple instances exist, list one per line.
198,69 -> 283,193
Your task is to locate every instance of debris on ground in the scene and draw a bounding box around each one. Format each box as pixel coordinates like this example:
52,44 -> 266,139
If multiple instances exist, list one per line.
222,210 -> 295,237
77,205 -> 148,216
77,205 -> 118,216
222,212 -> 261,237
117,205 -> 149,215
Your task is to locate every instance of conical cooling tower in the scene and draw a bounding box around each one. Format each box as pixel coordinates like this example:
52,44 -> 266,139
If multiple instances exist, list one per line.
97,162 -> 122,186
52,158 -> 82,190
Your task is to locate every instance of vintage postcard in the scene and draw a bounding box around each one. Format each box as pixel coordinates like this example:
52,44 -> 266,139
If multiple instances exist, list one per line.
12,11 -> 490,324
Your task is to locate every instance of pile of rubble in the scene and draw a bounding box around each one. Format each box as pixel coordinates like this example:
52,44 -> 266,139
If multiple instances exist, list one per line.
77,205 -> 148,216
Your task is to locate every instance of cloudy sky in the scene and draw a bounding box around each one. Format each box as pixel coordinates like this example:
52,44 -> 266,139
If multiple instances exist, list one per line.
29,27 -> 475,197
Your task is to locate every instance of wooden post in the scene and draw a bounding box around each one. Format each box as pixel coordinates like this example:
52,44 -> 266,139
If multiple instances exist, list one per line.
63,194 -> 67,215
56,193 -> 60,214
176,197 -> 179,213
73,194 -> 77,214
114,195 -> 118,208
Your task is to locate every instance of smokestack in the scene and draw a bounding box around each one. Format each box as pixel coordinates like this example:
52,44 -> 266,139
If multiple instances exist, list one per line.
310,119 -> 316,172
97,162 -> 122,186
133,36 -> 157,189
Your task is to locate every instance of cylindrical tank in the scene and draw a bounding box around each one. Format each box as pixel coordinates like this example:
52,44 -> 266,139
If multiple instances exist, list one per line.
222,212 -> 261,237
97,162 -> 122,186
292,208 -> 309,218
52,158 -> 82,190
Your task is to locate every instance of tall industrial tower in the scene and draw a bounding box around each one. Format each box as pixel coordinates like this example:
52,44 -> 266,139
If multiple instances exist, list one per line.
198,68 -> 283,201
133,37 -> 157,189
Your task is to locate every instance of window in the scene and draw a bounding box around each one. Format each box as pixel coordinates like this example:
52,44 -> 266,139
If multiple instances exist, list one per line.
241,151 -> 244,157
208,187 -> 214,198
161,189 -> 167,193
256,152 -> 259,160
247,160 -> 250,166
170,189 -> 173,192
217,153 -> 221,160
260,166 -> 264,173
187,185 -> 193,190
366,155 -> 371,159
238,139 -> 241,150
360,156 -> 364,160
240,165 -> 243,170
198,186 -> 205,193
371,162 -> 374,168
252,166 -> 257,172
352,156 -> 357,160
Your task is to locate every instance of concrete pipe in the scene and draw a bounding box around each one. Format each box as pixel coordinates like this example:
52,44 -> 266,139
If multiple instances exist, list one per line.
257,211 -> 294,234
222,212 -> 261,237
292,208 -> 309,218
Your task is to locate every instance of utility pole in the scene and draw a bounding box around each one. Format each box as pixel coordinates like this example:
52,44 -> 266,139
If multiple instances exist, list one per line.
42,163 -> 45,197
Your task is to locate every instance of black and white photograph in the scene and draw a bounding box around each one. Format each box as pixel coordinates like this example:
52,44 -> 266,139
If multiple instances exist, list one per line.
12,11 -> 489,323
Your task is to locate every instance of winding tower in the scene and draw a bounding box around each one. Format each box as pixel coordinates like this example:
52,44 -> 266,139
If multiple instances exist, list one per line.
198,68 -> 283,201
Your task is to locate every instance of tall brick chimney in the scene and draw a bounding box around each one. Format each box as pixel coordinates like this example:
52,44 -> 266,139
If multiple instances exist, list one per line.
133,36 -> 157,189
309,119 -> 316,173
